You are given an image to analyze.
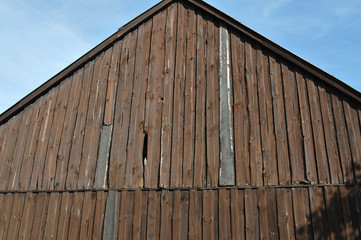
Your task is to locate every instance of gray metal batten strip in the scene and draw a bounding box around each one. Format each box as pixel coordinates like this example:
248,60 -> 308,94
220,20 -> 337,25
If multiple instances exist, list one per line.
219,25 -> 235,186
94,125 -> 113,189
103,190 -> 118,240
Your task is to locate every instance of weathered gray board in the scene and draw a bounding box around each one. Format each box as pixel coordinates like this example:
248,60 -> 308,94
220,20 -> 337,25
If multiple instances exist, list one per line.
103,191 -> 118,240
94,125 -> 113,188
219,25 -> 235,186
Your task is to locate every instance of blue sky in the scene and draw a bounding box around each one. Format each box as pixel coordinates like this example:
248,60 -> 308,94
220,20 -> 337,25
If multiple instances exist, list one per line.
1,0 -> 360,114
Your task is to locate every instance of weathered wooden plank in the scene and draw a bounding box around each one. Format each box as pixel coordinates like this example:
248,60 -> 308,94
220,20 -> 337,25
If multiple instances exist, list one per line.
18,193 -> 37,240
292,188 -> 313,240
318,84 -> 343,184
259,189 -> 278,240
160,190 -> 174,240
132,190 -> 148,240
351,185 -> 361,238
331,93 -> 353,183
270,55 -> 291,185
43,192 -> 61,240
257,49 -> 277,186
307,77 -> 330,184
104,40 -> 122,125
308,187 -> 330,239
144,10 -> 167,188
30,193 -> 49,240
230,189 -> 245,240
62,61 -> 94,189
109,31 -> 136,189
324,186 -> 345,240
182,5 -> 197,188
54,68 -> 84,189
92,191 -> 107,240
79,191 -> 97,240
172,190 -> 182,240
159,3 -> 178,188
56,192 -> 73,240
77,47 -> 113,189
103,191 -> 118,240
94,125 -> 113,189
67,192 -> 84,239
42,77 -> 72,190
276,188 -> 295,240
188,190 -> 202,240
6,193 -> 26,240
0,194 -> 14,239
180,191 -> 190,240
219,189 -> 231,240
230,33 -> 250,187
245,189 -> 259,240
0,123 -> 6,154
282,64 -> 304,184
147,191 -> 161,240
194,12 -> 207,187
118,191 -> 134,240
339,186 -> 358,239
125,20 -> 153,188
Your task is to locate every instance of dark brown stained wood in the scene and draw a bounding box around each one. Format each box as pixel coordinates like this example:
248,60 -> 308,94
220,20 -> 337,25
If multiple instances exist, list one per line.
159,3 -> 178,188
172,190 -> 182,240
331,93 -> 353,183
292,188 -> 312,240
118,191 -> 134,240
147,191 -> 161,240
63,61 -> 94,190
144,10 -> 167,188
54,69 -> 84,190
282,64 -> 304,184
307,77 -> 330,184
308,187 -> 330,239
180,191 -> 190,240
269,55 -> 291,185
19,97 -> 45,190
325,186 -> 348,239
276,188 -> 295,240
67,192 -> 84,239
42,77 -> 72,190
77,47 -> 113,189
160,191 -> 173,240
230,33 -> 250,187
295,71 -> 318,184
343,100 -> 361,182
56,192 -> 73,240
43,192 -> 61,240
257,49 -> 277,186
205,17 -> 220,187
109,31 -> 136,189
171,3 -> 187,188
338,186 -> 358,239
0,113 -> 23,189
6,193 -> 25,240
245,189 -> 259,240
18,193 -> 37,240
194,12 -> 207,187
132,190 -> 145,240
79,191 -> 97,239
259,189 -> 278,240
30,193 -> 49,240
125,20 -> 153,188
230,189 -> 245,240
219,189 -> 231,240
30,88 -> 58,190
182,5 -> 197,188
0,194 -> 13,239
318,84 -> 343,184
245,42 -> 263,186
104,40 -> 122,125
140,191 -> 149,239
93,191 -> 107,240
351,186 -> 361,237
202,190 -> 218,240
188,190 -> 202,240
8,105 -> 33,190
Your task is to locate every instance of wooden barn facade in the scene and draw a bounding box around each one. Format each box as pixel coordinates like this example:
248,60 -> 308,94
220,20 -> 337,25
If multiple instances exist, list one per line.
1,0 -> 361,239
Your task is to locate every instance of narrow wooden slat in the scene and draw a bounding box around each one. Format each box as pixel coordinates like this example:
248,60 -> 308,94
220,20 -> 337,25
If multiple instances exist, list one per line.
324,186 -> 346,240
6,193 -> 26,240
43,193 -> 61,240
269,55 -> 291,185
194,12 -> 207,187
159,3 -> 178,188
118,191 -> 134,240
180,191 -> 190,240
318,84 -> 343,184
30,193 -> 49,240
125,20 -> 153,188
292,188 -> 313,240
245,189 -> 259,240
331,93 -> 353,183
56,192 -> 73,240
109,32 -> 136,189
276,188 -> 295,240
230,33 -> 250,186
188,190 -> 202,240
132,190 -> 144,240
206,17 -> 220,187
140,191 -> 149,239
172,190 -> 182,240
307,77 -> 330,184
282,64 -> 304,184
160,190 -> 173,240
230,189 -> 245,240
182,5 -> 197,188
30,88 -> 58,190
245,42 -> 263,186
94,125 -> 113,188
42,77 -> 72,190
67,192 -> 84,239
54,68 -> 84,189
257,49 -> 277,186
0,194 -> 14,239
79,191 -> 97,239
308,187 -> 330,239
147,191 -> 161,240
219,189 -> 231,240
144,10 -> 167,188
352,186 -> 361,237
92,191 -> 107,240
0,124 -> 6,154
77,47 -> 113,189
18,193 -> 37,240
64,61 -> 94,189
338,186 -> 358,239
259,189 -> 278,240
